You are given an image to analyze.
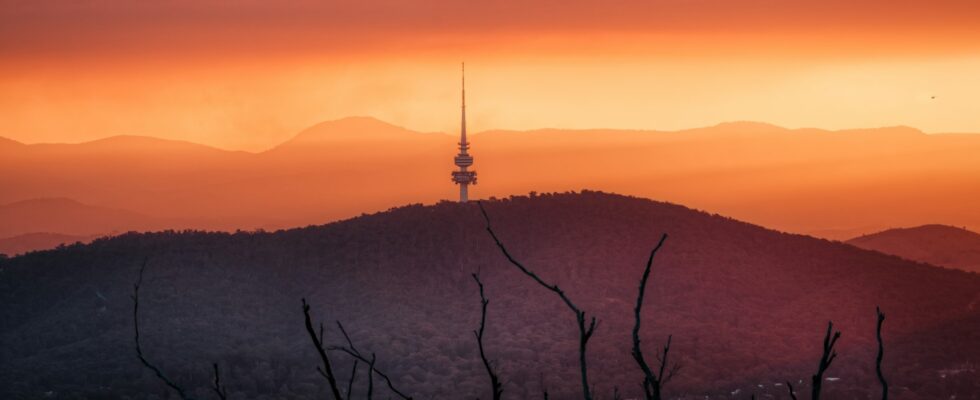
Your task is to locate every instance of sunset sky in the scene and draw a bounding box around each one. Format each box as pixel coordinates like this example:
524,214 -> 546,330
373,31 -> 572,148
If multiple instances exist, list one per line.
2,0 -> 980,151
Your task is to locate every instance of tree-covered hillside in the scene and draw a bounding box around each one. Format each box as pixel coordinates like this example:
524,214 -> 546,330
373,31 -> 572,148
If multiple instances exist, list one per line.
848,224 -> 980,273
1,192 -> 977,399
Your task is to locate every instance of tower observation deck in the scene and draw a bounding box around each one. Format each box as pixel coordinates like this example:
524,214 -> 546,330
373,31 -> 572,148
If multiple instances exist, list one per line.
452,63 -> 477,202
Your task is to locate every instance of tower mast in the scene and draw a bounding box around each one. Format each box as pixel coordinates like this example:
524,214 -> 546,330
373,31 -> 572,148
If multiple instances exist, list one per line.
461,63 -> 467,152
451,63 -> 477,202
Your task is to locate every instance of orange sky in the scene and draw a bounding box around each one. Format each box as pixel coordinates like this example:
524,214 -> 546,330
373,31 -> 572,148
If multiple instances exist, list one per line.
2,0 -> 980,151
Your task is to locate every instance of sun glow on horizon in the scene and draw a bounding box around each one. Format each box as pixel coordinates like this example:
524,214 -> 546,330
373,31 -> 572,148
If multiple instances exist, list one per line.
2,1 -> 980,150
2,54 -> 979,151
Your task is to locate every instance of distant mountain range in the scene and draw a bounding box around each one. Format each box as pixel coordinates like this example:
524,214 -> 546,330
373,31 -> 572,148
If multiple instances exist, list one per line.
848,225 -> 980,273
0,198 -> 153,238
1,192 -> 976,399
0,232 -> 100,257
0,198 -> 246,255
2,117 -> 978,252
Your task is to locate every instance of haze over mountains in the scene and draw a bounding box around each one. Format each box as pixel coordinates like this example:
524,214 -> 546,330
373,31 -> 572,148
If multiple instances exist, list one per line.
1,192 -> 977,399
0,198 -> 155,238
848,225 -> 980,273
2,117 -> 979,253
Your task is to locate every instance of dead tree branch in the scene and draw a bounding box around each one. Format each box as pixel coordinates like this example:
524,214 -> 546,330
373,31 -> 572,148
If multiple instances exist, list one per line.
367,353 -> 376,400
346,360 -> 359,398
810,321 -> 841,400
328,321 -> 413,400
656,336 -> 681,384
875,307 -> 888,400
478,201 -> 597,400
785,381 -> 798,400
631,234 -> 675,400
212,363 -> 228,400
132,258 -> 193,400
301,298 -> 345,400
472,272 -> 504,400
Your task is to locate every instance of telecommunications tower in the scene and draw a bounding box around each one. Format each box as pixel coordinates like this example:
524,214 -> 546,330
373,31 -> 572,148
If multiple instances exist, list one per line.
451,63 -> 477,202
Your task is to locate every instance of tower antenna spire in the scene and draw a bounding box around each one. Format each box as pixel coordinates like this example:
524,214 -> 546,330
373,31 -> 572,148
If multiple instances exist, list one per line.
461,62 -> 466,150
451,62 -> 477,202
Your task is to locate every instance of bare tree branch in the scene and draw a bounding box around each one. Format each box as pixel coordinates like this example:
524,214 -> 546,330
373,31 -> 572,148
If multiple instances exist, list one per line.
875,307 -> 888,400
785,381 -> 798,400
472,272 -> 504,400
810,321 -> 841,400
212,363 -> 228,400
631,234 -> 674,400
346,360 -> 359,398
367,353 -> 377,400
301,298 -> 345,400
132,258 -> 193,400
660,342 -> 682,386
478,201 -> 597,400
328,321 -> 414,400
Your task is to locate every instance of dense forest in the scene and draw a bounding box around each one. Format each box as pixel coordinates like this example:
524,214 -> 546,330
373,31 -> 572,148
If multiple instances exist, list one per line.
1,191 -> 978,399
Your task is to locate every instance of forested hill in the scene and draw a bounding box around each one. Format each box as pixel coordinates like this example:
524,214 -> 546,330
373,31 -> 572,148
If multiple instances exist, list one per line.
1,191 -> 977,399
848,224 -> 980,273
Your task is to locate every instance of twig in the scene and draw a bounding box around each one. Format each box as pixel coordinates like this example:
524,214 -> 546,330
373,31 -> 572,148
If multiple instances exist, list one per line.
367,353 -> 376,400
631,234 -> 674,400
301,298 -> 345,400
328,321 -> 414,400
346,360 -> 359,398
785,381 -> 798,400
132,258 -> 193,400
657,336 -> 681,385
875,307 -> 888,400
478,201 -> 597,400
472,272 -> 504,400
212,363 -> 228,400
810,321 -> 841,400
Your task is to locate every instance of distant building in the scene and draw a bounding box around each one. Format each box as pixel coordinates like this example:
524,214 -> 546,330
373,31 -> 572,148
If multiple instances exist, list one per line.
451,63 -> 477,202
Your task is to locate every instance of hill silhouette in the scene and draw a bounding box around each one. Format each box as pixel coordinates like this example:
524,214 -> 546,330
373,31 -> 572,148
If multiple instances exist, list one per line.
0,136 -> 24,149
0,198 -> 279,256
2,118 -> 979,248
1,192 -> 977,399
269,117 -> 447,149
848,225 -> 980,273
0,198 -> 155,238
0,232 -> 100,257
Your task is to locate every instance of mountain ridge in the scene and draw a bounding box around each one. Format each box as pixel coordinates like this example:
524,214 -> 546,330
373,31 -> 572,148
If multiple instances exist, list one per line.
847,224 -> 980,273
0,134 -> 238,153
1,117 -> 978,248
0,136 -> 25,147
0,118 -> 966,154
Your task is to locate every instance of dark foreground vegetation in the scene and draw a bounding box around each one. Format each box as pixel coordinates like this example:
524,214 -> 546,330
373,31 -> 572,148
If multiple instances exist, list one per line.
2,191 -> 978,399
